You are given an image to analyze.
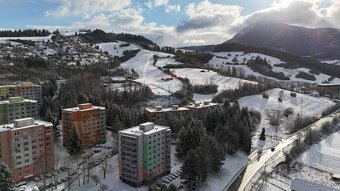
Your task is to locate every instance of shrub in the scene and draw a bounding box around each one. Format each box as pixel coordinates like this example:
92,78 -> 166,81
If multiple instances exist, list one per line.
283,107 -> 294,117
290,92 -> 297,97
278,98 -> 282,102
295,71 -> 316,81
262,92 -> 269,99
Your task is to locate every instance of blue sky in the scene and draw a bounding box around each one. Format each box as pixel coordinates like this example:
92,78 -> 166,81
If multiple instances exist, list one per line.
0,0 -> 272,29
0,0 -> 339,46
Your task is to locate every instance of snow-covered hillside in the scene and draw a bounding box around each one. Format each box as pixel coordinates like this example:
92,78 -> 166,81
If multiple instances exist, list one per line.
322,59 -> 340,66
98,42 -> 140,57
209,52 -> 340,83
172,68 -> 256,90
120,49 -> 182,96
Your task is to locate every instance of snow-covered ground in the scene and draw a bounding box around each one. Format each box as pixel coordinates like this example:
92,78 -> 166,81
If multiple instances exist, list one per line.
121,49 -> 182,96
297,131 -> 340,174
239,88 -> 336,148
197,152 -> 248,191
322,60 -> 340,66
209,52 -> 340,83
171,68 -> 256,102
98,42 -> 140,57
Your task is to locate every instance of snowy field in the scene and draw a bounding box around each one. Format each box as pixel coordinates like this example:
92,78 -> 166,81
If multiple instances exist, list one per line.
98,42 -> 140,58
121,49 -> 182,96
297,131 -> 340,174
209,52 -> 340,83
239,88 -> 336,148
172,68 -> 256,102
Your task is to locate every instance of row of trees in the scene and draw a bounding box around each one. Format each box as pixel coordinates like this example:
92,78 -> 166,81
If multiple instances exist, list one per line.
0,29 -> 50,37
176,100 -> 257,190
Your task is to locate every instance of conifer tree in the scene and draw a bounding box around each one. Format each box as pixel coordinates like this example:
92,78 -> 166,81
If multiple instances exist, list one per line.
259,128 -> 266,141
0,162 -> 13,191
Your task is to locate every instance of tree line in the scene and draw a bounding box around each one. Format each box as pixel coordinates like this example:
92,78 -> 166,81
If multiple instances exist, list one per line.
0,29 -> 50,37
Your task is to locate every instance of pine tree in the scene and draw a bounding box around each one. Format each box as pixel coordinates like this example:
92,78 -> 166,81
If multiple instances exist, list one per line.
0,162 -> 13,191
66,127 -> 82,155
259,128 -> 266,141
181,150 -> 199,191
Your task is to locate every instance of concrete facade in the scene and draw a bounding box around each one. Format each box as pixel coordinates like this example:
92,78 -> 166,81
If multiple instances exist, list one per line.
62,103 -> 106,149
0,97 -> 38,125
0,82 -> 42,106
118,122 -> 171,187
0,118 -> 54,183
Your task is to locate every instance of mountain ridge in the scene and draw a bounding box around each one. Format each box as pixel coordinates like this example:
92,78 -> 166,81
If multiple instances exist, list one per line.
227,22 -> 340,58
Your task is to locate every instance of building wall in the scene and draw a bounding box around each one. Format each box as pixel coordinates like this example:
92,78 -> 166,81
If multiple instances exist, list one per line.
0,122 -> 53,183
119,134 -> 144,187
146,110 -> 191,124
0,98 -> 38,124
1,83 -> 42,106
119,125 -> 171,187
62,105 -> 106,149
318,85 -> 340,98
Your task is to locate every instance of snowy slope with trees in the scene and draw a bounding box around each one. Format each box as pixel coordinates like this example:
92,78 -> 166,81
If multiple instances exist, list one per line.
97,42 -> 140,57
239,88 -> 335,148
172,68 -> 256,91
209,52 -> 340,83
120,49 -> 183,96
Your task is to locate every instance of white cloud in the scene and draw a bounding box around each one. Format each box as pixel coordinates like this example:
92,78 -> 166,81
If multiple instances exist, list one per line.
46,0 -> 131,17
37,0 -> 340,47
145,0 -> 181,13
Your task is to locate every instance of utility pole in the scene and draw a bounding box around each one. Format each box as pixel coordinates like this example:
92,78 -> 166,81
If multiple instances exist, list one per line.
300,98 -> 303,116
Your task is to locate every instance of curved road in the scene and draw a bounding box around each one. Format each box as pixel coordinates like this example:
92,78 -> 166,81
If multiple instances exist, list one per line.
237,112 -> 339,191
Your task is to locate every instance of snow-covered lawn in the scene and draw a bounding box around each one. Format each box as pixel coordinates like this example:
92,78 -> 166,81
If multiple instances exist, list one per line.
239,88 -> 336,147
209,52 -> 340,83
121,49 -> 182,96
98,42 -> 140,58
297,131 -> 340,174
197,152 -> 248,191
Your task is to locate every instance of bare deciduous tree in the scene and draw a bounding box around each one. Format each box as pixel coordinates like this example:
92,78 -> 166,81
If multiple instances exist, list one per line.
265,109 -> 283,126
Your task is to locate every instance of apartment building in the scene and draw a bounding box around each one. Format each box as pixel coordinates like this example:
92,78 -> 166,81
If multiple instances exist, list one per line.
0,118 -> 54,183
145,105 -> 191,124
317,83 -> 340,99
118,122 -> 171,187
62,103 -> 106,149
0,82 -> 42,106
186,101 -> 219,119
0,97 -> 38,124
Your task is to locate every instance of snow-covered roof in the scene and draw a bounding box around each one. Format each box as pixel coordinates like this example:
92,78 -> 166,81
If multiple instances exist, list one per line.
290,178 -> 340,191
0,119 -> 53,132
317,83 -> 340,87
119,123 -> 169,136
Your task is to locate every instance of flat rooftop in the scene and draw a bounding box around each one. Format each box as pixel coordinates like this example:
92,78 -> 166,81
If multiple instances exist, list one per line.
0,98 -> 37,104
186,102 -> 219,109
62,105 -> 105,112
0,119 -> 53,132
119,123 -> 169,136
146,107 -> 190,113
291,178 -> 340,191
317,83 -> 340,87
